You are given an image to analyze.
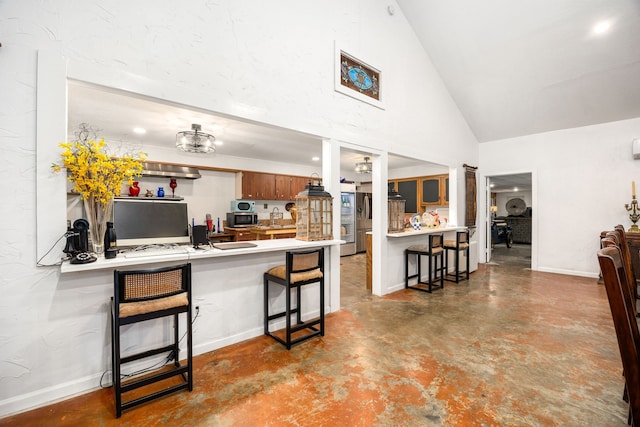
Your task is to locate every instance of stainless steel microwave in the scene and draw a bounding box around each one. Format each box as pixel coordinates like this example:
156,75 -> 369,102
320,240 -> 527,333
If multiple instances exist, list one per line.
230,200 -> 255,212
226,212 -> 258,228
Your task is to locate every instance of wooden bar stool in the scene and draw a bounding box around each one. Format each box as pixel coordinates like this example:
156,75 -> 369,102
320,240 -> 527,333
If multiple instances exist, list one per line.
112,263 -> 193,418
264,248 -> 325,349
405,233 -> 444,293
444,230 -> 470,283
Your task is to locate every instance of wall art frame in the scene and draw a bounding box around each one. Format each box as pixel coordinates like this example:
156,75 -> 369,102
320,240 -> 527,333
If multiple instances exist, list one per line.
334,43 -> 385,110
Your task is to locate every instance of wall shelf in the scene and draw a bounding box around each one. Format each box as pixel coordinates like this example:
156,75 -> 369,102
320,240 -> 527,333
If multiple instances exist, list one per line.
114,196 -> 184,201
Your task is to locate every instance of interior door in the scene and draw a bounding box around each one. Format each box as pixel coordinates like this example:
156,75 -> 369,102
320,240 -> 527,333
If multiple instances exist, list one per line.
486,176 -> 492,263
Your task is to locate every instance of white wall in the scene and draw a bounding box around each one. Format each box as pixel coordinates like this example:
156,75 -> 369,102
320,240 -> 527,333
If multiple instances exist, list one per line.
479,117 -> 640,277
0,0 -> 478,416
495,191 -> 532,217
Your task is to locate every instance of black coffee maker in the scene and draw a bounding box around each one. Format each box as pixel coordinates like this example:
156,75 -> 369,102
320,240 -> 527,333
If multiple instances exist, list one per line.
64,219 -> 96,264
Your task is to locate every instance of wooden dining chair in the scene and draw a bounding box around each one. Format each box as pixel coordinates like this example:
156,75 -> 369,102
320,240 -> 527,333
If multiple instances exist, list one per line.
603,235 -> 638,318
598,245 -> 640,425
614,225 -> 639,303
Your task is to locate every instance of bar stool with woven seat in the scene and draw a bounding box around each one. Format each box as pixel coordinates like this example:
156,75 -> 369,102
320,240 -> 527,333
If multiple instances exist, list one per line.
444,229 -> 470,283
112,263 -> 193,418
405,233 -> 444,293
264,248 -> 325,349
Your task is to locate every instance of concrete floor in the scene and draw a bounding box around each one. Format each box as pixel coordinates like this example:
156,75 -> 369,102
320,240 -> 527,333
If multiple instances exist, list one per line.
0,253 -> 629,426
489,243 -> 532,269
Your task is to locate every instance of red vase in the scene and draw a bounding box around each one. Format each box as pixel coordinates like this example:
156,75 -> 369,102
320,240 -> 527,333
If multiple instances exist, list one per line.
129,181 -> 140,197
169,178 -> 177,197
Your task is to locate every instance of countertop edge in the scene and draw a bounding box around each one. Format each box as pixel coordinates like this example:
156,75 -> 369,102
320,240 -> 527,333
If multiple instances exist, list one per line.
386,226 -> 467,238
60,238 -> 344,274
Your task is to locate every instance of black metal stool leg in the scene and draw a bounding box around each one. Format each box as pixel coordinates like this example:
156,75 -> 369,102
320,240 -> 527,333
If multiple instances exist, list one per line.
285,282 -> 292,350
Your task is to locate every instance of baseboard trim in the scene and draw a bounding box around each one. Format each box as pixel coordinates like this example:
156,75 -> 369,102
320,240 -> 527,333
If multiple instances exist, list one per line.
535,267 -> 599,279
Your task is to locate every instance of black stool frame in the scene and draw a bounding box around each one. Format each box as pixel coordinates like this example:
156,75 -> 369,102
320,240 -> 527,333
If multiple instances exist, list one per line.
264,248 -> 325,349
405,234 -> 444,293
112,263 -> 193,417
444,230 -> 470,283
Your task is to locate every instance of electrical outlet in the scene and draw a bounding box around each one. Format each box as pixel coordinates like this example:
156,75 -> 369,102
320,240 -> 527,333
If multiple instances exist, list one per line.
264,203 -> 268,209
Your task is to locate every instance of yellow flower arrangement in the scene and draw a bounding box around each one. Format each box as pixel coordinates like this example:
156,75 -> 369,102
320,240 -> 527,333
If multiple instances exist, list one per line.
52,124 -> 146,252
52,137 -> 145,204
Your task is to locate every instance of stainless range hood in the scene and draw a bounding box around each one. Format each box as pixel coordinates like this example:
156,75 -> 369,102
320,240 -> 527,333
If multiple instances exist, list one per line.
141,162 -> 201,179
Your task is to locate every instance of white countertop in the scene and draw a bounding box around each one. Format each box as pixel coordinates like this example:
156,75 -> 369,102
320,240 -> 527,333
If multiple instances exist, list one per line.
386,226 -> 467,238
60,238 -> 343,273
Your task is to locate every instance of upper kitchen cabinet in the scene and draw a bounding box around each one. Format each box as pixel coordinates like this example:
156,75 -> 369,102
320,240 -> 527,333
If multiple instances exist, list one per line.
237,172 -> 311,201
239,172 -> 275,200
420,174 -> 449,207
388,173 -> 449,214
290,176 -> 309,198
388,178 -> 418,214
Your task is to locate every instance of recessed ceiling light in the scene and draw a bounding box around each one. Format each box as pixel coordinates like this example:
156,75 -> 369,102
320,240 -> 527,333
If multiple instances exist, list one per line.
133,127 -> 146,134
312,156 -> 320,161
489,183 -> 495,188
593,20 -> 610,34
513,187 -> 519,192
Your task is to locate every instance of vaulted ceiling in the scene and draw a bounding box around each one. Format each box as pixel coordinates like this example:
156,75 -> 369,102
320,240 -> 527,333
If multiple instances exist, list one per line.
68,1 -> 640,181
396,0 -> 640,142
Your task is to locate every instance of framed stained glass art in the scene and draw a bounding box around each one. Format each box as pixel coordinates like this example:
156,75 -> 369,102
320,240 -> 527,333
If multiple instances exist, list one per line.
334,45 -> 384,109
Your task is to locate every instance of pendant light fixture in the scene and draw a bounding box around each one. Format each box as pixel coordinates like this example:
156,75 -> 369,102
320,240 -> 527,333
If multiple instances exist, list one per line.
176,124 -> 215,154
355,156 -> 372,174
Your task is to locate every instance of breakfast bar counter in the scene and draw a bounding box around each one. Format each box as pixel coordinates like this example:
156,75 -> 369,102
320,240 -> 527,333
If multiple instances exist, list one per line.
57,238 -> 342,365
386,225 -> 467,238
60,238 -> 341,273
382,226 -> 473,293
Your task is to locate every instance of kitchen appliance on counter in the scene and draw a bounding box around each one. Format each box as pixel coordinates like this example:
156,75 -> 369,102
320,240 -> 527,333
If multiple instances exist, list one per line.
356,189 -> 372,253
226,212 -> 258,228
231,200 -> 255,212
340,183 -> 356,256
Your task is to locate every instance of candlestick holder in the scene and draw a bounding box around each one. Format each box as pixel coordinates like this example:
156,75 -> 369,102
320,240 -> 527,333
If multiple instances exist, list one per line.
625,197 -> 640,232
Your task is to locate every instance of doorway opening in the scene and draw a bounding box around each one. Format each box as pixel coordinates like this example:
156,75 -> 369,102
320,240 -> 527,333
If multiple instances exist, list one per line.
486,173 -> 533,269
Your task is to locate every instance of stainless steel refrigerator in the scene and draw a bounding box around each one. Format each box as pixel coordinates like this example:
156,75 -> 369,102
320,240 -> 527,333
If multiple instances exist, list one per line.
340,185 -> 356,256
356,190 -> 372,253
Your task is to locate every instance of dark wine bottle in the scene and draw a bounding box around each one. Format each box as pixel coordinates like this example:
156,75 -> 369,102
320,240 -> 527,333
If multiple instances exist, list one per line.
104,222 -> 117,259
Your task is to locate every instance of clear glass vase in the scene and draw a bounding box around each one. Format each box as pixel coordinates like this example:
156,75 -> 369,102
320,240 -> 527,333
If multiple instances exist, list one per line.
83,196 -> 113,255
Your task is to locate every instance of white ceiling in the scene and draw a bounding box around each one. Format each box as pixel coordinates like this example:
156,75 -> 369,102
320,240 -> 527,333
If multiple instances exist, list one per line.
67,81 -> 430,174
68,1 -> 640,192
488,173 -> 532,193
396,0 -> 640,142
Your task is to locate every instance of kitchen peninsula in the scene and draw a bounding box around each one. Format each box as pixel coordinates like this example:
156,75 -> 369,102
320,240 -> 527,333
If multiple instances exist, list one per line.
59,238 -> 342,362
378,226 -> 472,293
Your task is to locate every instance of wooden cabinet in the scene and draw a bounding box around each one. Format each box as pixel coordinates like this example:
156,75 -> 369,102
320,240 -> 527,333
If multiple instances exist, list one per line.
421,174 -> 448,207
275,175 -> 292,200
242,172 -> 275,200
389,173 -> 449,214
290,176 -> 309,199
226,228 -> 257,242
239,172 -> 310,201
395,179 -> 419,214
